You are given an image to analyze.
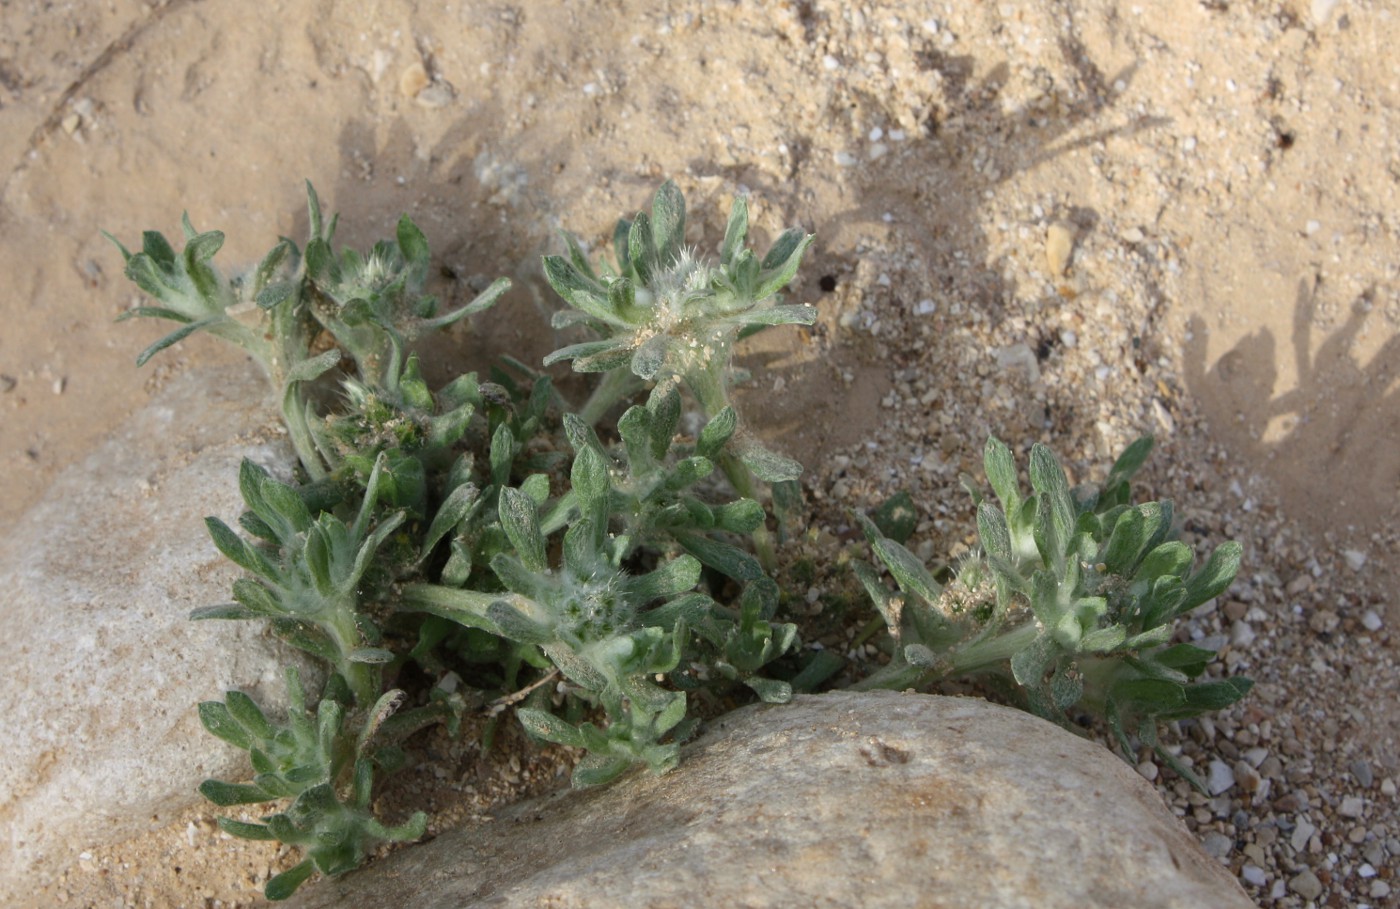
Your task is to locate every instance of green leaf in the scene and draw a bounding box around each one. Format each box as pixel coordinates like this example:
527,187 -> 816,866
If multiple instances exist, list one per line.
135,318 -> 221,367
857,514 -> 940,604
252,238 -> 294,294
715,499 -> 765,534
141,230 -> 177,268
205,517 -> 274,579
1029,444 -> 1075,567
1101,506 -> 1147,574
631,333 -> 668,381
697,406 -> 737,459
1111,678 -> 1186,713
622,554 -> 701,602
745,676 -> 793,703
286,348 -> 342,385
720,195 -> 749,267
498,487 -> 548,572
1178,677 -> 1253,714
1136,541 -> 1192,582
198,702 -> 253,750
396,215 -> 430,267
189,604 -> 260,621
487,600 -> 553,645
571,445 -> 611,510
264,859 -> 316,901
422,483 -> 480,557
225,690 -> 274,740
737,444 -> 802,482
729,305 -> 816,327
199,779 -> 272,807
516,707 -> 587,748
542,256 -> 621,326
215,817 -> 276,841
1079,624 -> 1128,653
1010,636 -> 1054,688
1107,436 -> 1154,488
676,532 -> 762,581
1178,541 -> 1242,615
983,437 -> 1021,513
651,179 -> 686,267
627,211 -> 658,284
754,230 -> 813,300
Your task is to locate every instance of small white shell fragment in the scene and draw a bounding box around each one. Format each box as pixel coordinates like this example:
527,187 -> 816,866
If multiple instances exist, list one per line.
1045,221 -> 1076,277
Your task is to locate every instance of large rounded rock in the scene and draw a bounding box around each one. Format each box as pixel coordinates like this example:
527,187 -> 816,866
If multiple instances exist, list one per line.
0,364 -> 300,901
293,690 -> 1252,909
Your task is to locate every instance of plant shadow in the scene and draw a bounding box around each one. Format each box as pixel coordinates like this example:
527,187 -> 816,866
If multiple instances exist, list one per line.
1184,278 -> 1400,535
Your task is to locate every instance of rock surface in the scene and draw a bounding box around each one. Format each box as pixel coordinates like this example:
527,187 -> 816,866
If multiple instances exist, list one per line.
293,691 -> 1253,909
0,364 -> 299,901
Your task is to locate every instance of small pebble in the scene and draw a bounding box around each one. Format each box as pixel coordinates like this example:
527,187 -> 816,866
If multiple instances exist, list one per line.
1241,865 -> 1268,887
1344,549 -> 1367,571
1202,831 -> 1233,858
1289,869 -> 1323,900
833,150 -> 858,167
1292,818 -> 1317,852
1136,760 -> 1159,782
1352,761 -> 1374,788
1381,778 -> 1397,797
1361,610 -> 1382,632
399,62 -> 430,98
1359,863 -> 1377,878
1208,759 -> 1235,796
1045,221 -> 1076,276
1373,880 -> 1392,899
1340,795 -> 1365,818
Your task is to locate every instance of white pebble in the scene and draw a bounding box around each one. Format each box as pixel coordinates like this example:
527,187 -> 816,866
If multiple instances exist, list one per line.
921,18 -> 940,33
889,129 -> 907,141
868,126 -> 884,141
1182,135 -> 1197,153
1230,621 -> 1256,648
1340,795 -> 1365,818
833,150 -> 858,167
915,299 -> 936,315
1045,221 -> 1076,276
1344,549 -> 1367,571
582,82 -> 598,96
1241,865 -> 1267,887
1136,760 -> 1158,781
1060,330 -> 1077,348
868,142 -> 889,160
822,54 -> 840,71
1291,818 -> 1317,852
1373,880 -> 1392,899
1305,219 -> 1322,235
1362,610 -> 1383,631
1312,0 -> 1341,25
1207,759 -> 1235,795
1359,863 -> 1377,879
1383,778 -> 1397,797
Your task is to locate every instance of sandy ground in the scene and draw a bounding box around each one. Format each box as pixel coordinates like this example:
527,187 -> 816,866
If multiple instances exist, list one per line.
3,1 -> 1399,906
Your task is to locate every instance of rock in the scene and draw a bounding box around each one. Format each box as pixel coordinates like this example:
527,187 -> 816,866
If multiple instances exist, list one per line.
1046,221 -> 1077,276
1289,869 -> 1323,901
291,691 -> 1254,909
0,365 -> 301,902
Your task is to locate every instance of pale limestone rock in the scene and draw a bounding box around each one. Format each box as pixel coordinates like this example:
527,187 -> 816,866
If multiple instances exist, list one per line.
293,691 -> 1253,909
0,365 -> 300,901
